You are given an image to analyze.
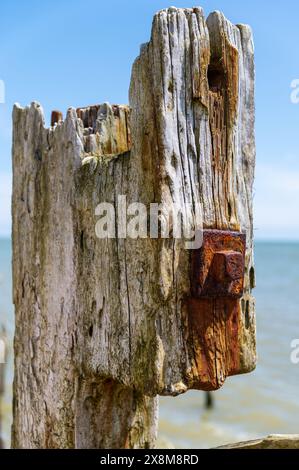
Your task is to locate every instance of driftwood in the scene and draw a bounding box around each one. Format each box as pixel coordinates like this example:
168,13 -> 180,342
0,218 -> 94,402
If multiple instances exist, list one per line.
217,435 -> 299,450
12,7 -> 255,448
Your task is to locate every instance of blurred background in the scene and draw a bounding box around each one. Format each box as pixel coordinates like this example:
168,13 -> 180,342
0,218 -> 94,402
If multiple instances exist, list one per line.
1,0 -> 299,448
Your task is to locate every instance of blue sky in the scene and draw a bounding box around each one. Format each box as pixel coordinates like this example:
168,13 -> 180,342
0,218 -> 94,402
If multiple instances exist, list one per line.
0,0 -> 299,239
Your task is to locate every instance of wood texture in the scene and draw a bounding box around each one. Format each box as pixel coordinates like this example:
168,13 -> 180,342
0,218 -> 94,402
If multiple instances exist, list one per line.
128,6 -> 256,391
12,102 -> 158,448
0,329 -> 5,449
217,435 -> 299,450
12,6 -> 256,448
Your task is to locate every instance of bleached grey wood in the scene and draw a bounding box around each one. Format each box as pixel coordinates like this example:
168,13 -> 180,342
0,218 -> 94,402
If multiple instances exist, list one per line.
12,6 -> 256,449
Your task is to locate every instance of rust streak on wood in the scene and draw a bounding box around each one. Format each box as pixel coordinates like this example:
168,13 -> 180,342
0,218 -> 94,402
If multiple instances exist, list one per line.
51,110 -> 63,126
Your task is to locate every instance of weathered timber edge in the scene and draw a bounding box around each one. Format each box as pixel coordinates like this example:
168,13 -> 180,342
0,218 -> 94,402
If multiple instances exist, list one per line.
217,434 -> 299,450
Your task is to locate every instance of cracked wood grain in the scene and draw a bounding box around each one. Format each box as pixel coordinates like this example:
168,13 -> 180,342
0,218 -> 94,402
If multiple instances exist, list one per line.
12,6 -> 255,449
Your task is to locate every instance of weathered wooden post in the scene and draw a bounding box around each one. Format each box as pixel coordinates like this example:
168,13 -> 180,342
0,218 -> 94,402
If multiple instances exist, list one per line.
12,7 -> 256,448
0,327 -> 5,448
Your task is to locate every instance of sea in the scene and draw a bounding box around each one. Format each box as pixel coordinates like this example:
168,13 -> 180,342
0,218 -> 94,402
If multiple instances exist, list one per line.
1,238 -> 299,449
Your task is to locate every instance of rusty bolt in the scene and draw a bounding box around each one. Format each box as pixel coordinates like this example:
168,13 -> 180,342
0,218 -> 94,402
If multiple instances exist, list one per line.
210,251 -> 244,283
191,229 -> 246,299
207,250 -> 245,298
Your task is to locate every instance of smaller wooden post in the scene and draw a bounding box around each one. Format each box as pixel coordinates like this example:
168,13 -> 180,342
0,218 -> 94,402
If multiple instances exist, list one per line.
0,327 -> 6,449
218,435 -> 299,449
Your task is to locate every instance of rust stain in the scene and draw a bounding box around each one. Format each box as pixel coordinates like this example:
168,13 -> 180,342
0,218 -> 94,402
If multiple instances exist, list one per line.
207,34 -> 239,226
51,110 -> 63,127
187,297 -> 240,390
225,41 -> 239,128
192,45 -> 210,108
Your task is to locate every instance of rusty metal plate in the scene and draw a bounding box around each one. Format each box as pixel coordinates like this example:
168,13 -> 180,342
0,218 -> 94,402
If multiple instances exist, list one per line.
186,229 -> 247,391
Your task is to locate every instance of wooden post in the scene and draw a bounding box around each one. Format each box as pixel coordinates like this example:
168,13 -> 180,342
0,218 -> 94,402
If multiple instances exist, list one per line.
0,328 -> 5,449
218,435 -> 299,449
12,7 -> 256,449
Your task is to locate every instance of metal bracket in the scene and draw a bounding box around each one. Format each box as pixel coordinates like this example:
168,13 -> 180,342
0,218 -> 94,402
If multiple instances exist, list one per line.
186,230 -> 247,390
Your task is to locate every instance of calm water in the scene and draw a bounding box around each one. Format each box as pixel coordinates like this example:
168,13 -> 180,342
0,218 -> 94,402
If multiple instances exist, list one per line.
0,239 -> 299,448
